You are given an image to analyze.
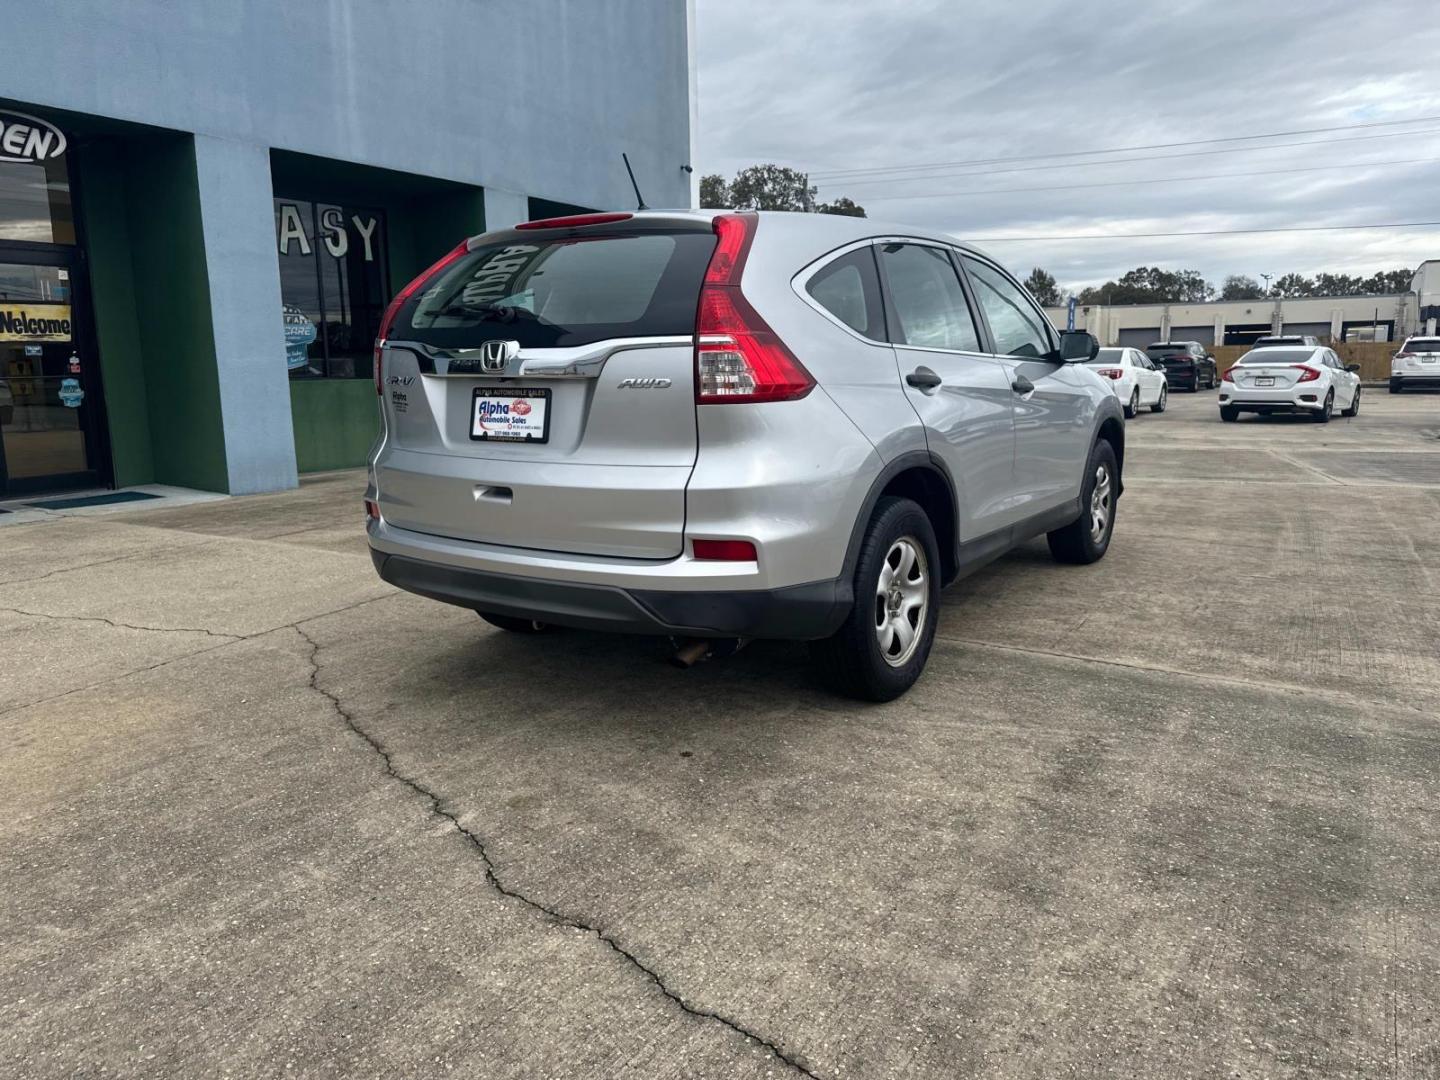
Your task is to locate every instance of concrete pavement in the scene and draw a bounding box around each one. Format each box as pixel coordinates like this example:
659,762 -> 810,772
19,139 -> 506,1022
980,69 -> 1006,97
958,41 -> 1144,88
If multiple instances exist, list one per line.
2,390 -> 1438,1077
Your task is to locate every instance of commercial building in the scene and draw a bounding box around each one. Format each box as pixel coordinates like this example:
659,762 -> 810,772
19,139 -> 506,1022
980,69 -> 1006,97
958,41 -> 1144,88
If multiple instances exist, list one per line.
0,1 -> 696,499
1045,260 -> 1440,347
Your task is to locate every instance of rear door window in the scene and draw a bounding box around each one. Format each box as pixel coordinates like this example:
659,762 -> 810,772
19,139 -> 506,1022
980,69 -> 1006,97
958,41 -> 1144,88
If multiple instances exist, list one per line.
877,242 -> 982,351
960,256 -> 1055,359
400,230 -> 715,350
806,246 -> 887,342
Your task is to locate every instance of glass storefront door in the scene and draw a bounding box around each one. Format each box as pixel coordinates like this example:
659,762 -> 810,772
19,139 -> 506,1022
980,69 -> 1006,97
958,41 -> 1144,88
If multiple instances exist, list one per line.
0,251 -> 105,496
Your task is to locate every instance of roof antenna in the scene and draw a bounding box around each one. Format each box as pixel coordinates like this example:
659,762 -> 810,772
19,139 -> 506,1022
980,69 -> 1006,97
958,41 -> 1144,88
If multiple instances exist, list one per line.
622,152 -> 648,211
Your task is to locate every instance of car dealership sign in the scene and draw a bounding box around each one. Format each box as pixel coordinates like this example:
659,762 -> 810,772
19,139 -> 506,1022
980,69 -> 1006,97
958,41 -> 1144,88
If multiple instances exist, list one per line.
0,110 -> 66,164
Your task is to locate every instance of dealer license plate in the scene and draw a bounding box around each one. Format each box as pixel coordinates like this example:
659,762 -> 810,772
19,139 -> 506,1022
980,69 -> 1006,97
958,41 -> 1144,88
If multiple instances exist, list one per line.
471,387 -> 551,443
1255,376 -> 1275,386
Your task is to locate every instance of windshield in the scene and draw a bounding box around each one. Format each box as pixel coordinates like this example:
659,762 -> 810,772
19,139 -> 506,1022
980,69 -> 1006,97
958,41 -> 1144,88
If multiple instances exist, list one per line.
399,230 -> 716,350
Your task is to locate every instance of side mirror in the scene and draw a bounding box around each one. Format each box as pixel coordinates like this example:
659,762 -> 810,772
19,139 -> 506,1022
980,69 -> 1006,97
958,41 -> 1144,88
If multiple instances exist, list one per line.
1205,354 -> 1215,361
1059,330 -> 1099,362
1345,363 -> 1361,373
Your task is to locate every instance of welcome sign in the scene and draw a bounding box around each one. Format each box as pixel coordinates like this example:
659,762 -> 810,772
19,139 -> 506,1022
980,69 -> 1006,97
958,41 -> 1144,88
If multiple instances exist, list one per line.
0,304 -> 73,341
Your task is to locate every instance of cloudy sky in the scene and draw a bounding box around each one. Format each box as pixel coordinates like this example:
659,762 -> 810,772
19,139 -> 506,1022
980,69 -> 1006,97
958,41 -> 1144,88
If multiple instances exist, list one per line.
695,0 -> 1440,294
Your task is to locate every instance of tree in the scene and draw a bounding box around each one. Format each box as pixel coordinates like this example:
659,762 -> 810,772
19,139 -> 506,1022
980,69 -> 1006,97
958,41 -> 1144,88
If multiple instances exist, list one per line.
696,164 -> 866,217
1219,275 -> 1264,301
817,196 -> 867,218
1023,268 -> 1061,307
727,164 -> 817,212
1270,272 -> 1311,298
698,173 -> 730,209
1360,267 -> 1414,294
1075,266 -> 1213,305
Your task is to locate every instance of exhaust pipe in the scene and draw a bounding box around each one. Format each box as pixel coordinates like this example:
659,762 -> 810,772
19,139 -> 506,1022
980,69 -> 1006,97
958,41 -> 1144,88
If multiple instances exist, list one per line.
668,637 -> 749,669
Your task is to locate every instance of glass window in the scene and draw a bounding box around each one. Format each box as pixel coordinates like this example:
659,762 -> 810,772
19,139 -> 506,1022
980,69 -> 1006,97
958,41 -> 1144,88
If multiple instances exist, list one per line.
0,158 -> 74,245
806,247 -> 886,341
961,257 -> 1054,359
877,243 -> 981,351
402,231 -> 714,350
274,198 -> 388,379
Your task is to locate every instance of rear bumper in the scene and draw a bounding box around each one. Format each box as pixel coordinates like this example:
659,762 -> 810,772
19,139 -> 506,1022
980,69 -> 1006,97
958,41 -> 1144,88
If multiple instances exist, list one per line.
372,548 -> 850,640
1392,372 -> 1440,386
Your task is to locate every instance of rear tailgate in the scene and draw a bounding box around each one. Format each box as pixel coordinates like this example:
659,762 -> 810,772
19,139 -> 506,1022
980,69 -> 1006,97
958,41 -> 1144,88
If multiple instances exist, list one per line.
373,221 -> 715,559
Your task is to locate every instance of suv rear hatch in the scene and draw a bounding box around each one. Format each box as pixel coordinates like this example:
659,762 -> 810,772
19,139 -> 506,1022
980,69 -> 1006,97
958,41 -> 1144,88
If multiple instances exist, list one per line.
374,215 -> 715,559
1146,345 -> 1194,370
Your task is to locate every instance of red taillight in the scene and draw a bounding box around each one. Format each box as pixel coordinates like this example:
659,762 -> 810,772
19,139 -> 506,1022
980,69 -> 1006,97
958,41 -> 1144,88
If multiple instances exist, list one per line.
515,212 -> 633,230
695,214 -> 814,404
1395,351 -> 1415,359
1097,368 -> 1123,380
1293,365 -> 1321,382
374,240 -> 471,395
1223,366 -> 1241,383
692,538 -> 757,561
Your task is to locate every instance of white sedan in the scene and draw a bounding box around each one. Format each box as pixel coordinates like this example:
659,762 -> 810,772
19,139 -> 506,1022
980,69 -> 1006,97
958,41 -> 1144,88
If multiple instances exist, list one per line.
1084,347 -> 1168,418
1219,346 -> 1361,423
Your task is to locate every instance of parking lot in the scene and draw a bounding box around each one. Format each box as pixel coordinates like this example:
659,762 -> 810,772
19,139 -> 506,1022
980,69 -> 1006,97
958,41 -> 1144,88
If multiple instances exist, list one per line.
2,389 -> 1438,1078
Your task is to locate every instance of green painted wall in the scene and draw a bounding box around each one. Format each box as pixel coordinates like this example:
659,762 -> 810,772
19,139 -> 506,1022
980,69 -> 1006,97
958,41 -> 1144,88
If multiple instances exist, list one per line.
290,380 -> 381,472
271,151 -> 486,472
75,141 -> 153,487
73,133 -> 229,492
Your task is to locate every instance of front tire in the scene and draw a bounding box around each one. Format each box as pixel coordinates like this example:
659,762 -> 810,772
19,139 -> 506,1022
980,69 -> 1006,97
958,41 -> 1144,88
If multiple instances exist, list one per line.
1150,385 -> 1168,413
1047,439 -> 1118,565
810,496 -> 940,702
1124,388 -> 1139,419
1341,385 -> 1360,417
478,611 -> 552,634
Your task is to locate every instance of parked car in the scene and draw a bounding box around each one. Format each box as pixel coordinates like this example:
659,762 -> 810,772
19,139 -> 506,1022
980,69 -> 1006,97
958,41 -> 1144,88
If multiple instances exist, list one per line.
1145,341 -> 1218,390
1219,345 -> 1361,422
1252,334 -> 1321,348
365,210 -> 1125,700
1085,347 -> 1168,417
1390,336 -> 1440,392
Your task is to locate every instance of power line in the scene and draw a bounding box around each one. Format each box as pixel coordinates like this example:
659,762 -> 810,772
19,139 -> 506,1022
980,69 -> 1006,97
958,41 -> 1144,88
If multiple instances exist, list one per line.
863,156 -> 1440,202
821,127 -> 1440,190
809,113 -> 1440,180
970,221 -> 1440,242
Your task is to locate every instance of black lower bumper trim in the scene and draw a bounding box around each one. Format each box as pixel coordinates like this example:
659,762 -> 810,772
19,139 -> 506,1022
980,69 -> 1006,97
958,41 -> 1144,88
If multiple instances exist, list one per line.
371,550 -> 850,640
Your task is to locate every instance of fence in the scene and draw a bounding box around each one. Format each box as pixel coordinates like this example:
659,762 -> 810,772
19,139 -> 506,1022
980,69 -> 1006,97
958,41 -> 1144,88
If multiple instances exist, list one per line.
1209,341 -> 1398,383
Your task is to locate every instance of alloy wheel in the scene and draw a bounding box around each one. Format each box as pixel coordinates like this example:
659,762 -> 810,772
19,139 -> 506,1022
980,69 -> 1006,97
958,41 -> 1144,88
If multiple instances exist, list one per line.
1089,463 -> 1113,544
874,536 -> 929,668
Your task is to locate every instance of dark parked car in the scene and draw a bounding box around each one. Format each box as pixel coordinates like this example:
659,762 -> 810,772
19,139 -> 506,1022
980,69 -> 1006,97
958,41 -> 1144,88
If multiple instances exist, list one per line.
1146,341 -> 1218,391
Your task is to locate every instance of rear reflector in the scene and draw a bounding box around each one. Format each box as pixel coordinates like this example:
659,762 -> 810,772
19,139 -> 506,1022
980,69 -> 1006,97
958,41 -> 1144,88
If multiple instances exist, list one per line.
692,538 -> 757,561
364,499 -> 379,521
695,214 -> 814,404
374,239 -> 470,394
515,212 -> 633,230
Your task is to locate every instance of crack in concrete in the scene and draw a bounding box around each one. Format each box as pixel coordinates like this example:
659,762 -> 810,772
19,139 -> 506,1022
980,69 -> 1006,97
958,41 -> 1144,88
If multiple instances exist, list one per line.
293,623 -> 821,1080
1,605 -> 241,640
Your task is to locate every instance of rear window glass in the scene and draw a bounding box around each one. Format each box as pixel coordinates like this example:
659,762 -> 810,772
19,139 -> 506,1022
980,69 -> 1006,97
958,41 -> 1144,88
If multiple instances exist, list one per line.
1240,348 -> 1312,363
1090,349 -> 1125,363
400,231 -> 715,349
1406,339 -> 1440,352
1147,345 -> 1187,355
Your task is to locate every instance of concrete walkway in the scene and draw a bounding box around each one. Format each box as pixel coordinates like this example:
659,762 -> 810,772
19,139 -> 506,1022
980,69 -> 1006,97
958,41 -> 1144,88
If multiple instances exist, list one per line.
2,393 -> 1438,1078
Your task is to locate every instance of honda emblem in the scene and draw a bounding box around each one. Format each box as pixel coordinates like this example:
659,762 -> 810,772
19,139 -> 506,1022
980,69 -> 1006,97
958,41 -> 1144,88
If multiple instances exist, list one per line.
480,339 -> 519,373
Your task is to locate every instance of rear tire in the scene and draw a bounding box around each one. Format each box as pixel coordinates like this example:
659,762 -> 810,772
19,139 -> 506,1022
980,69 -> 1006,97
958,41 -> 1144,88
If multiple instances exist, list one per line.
1124,388 -> 1139,419
1150,385 -> 1167,413
1313,389 -> 1334,423
1390,378 -> 1402,394
1341,386 -> 1360,417
810,496 -> 940,702
1220,406 -> 1239,422
1047,439 -> 1118,565
478,611 -> 552,634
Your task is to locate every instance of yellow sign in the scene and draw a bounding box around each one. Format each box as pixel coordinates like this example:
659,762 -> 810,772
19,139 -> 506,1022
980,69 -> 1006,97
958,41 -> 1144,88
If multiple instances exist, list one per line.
0,304 -> 72,342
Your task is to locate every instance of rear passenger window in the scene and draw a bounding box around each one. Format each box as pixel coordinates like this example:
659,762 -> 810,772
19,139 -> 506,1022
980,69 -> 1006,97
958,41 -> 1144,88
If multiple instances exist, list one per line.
962,257 -> 1055,360
806,247 -> 886,342
877,243 -> 982,351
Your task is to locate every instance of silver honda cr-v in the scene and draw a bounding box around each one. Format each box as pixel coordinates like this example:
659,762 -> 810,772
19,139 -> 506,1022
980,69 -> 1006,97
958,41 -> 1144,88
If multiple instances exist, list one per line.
366,210 -> 1123,699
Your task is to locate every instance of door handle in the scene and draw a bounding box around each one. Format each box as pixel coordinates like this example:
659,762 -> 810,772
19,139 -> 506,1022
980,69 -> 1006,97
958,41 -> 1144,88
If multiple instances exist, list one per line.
1011,374 -> 1035,395
906,366 -> 942,390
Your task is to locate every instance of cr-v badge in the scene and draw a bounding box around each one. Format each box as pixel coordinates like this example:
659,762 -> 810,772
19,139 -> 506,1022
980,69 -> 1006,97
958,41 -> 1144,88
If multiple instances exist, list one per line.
617,377 -> 672,389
